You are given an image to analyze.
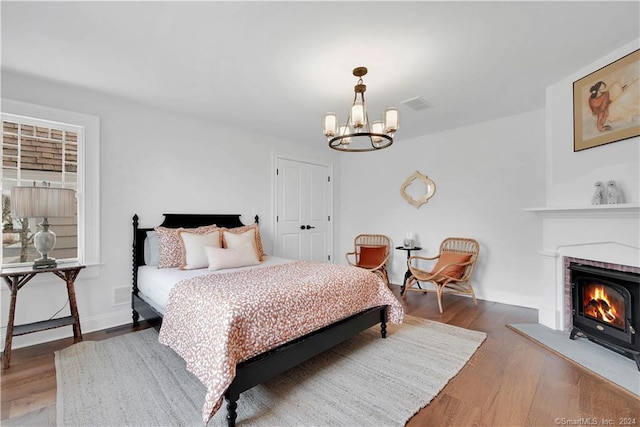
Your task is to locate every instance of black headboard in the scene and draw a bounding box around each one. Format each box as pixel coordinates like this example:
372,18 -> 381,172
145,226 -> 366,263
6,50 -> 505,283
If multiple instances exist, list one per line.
132,213 -> 259,292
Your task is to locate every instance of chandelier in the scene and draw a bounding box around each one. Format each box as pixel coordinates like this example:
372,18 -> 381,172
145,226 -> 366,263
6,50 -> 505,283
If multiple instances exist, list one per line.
323,66 -> 399,152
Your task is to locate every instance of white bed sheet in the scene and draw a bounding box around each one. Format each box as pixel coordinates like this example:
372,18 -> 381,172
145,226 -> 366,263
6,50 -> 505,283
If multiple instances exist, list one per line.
137,256 -> 294,315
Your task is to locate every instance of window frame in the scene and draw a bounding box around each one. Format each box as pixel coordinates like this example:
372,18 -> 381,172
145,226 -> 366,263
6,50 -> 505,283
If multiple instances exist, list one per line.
1,99 -> 101,274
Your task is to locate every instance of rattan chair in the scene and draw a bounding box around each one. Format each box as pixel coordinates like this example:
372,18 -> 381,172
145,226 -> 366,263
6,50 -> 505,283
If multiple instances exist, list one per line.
345,234 -> 391,285
402,237 -> 480,313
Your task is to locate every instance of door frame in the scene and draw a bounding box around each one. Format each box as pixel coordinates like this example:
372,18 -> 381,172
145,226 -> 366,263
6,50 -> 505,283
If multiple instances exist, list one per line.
272,152 -> 334,263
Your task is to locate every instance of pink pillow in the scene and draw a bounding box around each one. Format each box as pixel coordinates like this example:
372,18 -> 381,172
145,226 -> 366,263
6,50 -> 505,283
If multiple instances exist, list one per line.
205,241 -> 260,271
155,224 -> 218,268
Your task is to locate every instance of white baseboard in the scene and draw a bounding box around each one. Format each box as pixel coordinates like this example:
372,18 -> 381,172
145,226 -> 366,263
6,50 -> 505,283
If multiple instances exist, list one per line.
475,289 -> 541,310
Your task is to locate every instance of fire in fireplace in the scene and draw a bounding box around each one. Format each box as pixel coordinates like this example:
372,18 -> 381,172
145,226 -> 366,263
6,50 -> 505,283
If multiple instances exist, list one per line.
570,263 -> 640,370
582,282 -> 625,329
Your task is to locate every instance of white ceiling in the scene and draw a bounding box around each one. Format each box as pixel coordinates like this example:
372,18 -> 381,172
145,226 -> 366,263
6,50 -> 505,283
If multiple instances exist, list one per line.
2,1 -> 639,146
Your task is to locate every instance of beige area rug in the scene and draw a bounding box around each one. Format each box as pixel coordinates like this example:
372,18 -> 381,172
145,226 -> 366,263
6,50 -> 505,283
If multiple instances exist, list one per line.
56,316 -> 486,426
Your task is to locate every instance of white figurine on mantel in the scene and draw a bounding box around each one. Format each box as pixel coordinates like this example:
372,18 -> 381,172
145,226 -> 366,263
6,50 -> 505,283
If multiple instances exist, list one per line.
591,181 -> 604,205
606,180 -> 621,204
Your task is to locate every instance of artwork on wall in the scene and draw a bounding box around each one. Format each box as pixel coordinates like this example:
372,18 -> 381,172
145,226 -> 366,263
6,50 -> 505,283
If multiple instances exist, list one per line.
573,49 -> 640,152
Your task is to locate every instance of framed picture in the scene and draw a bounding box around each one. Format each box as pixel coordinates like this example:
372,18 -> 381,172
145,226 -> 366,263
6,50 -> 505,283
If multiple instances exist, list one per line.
573,49 -> 640,151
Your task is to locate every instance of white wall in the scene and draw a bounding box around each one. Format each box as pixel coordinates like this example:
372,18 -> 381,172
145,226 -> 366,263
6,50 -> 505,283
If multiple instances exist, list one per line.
535,39 -> 640,330
546,39 -> 639,207
339,109 -> 547,309
1,71 -> 341,349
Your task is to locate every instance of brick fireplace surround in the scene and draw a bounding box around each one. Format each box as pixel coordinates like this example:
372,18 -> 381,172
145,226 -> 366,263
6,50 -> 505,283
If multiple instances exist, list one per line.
527,204 -> 640,331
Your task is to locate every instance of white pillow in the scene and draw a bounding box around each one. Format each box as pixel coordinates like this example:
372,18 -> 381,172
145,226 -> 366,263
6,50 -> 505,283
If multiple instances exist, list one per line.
223,228 -> 259,256
179,229 -> 221,270
205,241 -> 260,271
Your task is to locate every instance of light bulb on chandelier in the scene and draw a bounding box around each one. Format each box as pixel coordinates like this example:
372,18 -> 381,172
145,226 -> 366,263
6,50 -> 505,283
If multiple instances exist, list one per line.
323,67 -> 399,152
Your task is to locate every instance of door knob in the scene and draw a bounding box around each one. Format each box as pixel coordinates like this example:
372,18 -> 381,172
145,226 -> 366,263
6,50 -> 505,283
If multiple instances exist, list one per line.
306,225 -> 316,229
300,225 -> 306,230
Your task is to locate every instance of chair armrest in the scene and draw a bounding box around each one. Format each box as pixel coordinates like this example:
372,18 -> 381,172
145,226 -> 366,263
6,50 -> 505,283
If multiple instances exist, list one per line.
345,251 -> 357,266
408,255 -> 439,262
366,253 -> 390,271
407,254 -> 439,270
408,256 -> 476,281
347,252 -> 390,270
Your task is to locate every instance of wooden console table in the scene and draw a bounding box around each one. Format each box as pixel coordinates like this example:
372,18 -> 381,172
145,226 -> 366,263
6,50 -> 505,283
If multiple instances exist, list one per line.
1,263 -> 85,369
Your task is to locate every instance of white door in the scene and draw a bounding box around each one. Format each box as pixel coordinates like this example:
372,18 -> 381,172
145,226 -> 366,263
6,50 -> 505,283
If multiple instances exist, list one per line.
275,157 -> 332,262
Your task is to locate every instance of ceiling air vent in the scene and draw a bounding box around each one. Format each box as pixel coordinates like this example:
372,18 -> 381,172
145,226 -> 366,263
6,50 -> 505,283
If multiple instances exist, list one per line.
402,97 -> 432,111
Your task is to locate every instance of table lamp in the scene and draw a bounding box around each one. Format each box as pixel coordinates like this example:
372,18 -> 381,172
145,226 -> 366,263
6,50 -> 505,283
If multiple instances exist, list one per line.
11,182 -> 76,269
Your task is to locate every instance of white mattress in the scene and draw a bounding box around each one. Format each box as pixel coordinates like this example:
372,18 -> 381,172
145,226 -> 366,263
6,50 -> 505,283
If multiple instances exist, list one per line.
137,256 -> 294,315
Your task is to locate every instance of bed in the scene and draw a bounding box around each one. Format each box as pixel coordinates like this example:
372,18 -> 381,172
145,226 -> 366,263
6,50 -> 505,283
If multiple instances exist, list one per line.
131,213 -> 404,426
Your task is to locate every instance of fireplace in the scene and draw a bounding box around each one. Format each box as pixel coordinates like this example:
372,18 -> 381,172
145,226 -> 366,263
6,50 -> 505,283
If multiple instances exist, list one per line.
569,262 -> 640,370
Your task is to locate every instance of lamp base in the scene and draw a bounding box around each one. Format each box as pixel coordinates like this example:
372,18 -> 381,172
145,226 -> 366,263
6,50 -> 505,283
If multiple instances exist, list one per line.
33,219 -> 57,269
33,257 -> 57,270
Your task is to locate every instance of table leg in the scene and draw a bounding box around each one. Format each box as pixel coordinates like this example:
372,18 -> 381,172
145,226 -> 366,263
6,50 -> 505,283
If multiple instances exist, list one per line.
64,272 -> 83,342
3,279 -> 18,369
401,250 -> 422,294
401,269 -> 412,294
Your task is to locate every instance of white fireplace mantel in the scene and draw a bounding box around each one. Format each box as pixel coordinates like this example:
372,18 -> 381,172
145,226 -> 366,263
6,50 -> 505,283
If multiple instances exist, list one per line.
525,204 -> 640,331
524,204 -> 640,219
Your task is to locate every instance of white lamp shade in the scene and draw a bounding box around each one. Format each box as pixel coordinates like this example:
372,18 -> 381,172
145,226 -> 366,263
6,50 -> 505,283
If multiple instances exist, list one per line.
338,124 -> 351,145
323,113 -> 337,137
371,121 -> 384,143
384,107 -> 399,134
351,102 -> 366,128
11,186 -> 76,218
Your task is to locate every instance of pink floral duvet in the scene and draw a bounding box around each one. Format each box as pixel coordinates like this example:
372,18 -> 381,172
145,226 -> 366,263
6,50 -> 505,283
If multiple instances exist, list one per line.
158,261 -> 404,424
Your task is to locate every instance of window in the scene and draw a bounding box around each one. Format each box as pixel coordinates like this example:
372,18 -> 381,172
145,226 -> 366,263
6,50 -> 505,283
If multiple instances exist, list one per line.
2,114 -> 81,265
1,100 -> 100,271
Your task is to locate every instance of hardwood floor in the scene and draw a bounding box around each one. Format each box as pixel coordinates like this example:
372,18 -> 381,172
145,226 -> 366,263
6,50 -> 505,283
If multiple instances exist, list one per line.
2,286 -> 638,426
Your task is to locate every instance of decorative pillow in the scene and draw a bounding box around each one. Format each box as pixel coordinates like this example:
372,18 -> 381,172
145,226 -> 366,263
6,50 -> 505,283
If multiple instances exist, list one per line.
221,224 -> 265,261
357,246 -> 387,269
178,229 -> 221,270
155,224 -> 218,268
205,241 -> 260,271
143,230 -> 160,266
223,228 -> 259,259
431,251 -> 472,278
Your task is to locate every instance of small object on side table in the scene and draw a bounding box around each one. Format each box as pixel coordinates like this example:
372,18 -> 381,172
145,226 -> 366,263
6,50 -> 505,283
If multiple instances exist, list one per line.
395,246 -> 422,294
1,263 -> 85,369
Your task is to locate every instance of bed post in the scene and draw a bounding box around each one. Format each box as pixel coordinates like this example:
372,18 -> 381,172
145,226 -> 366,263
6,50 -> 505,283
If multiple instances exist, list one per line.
380,305 -> 388,338
132,214 -> 140,326
225,393 -> 238,427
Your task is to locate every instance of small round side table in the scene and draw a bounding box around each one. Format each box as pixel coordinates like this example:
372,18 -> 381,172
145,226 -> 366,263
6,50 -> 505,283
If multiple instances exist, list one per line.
395,246 -> 422,294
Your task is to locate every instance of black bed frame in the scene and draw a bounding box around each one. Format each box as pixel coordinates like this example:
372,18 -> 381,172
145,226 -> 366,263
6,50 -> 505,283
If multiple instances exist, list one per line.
131,213 -> 388,426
